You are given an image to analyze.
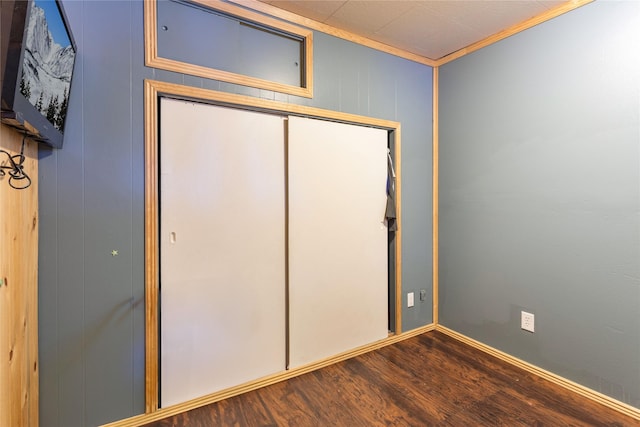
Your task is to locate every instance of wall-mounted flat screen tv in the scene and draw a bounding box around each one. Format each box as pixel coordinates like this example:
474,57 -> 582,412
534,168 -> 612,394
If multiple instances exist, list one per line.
1,0 -> 76,148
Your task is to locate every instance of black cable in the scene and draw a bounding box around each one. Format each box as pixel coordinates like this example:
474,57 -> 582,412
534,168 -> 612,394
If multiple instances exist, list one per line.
0,133 -> 32,190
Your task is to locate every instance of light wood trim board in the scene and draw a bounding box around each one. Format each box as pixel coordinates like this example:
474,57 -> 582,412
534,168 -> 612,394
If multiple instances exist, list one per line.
146,79 -> 399,129
144,82 -> 160,414
394,126 -> 402,334
0,125 -> 39,427
431,68 -> 439,325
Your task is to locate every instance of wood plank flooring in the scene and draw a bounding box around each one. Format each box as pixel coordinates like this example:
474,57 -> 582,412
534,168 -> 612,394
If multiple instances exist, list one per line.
143,331 -> 639,426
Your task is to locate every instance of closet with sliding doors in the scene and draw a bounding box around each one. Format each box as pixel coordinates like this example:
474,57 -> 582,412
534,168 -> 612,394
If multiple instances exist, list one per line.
159,97 -> 391,407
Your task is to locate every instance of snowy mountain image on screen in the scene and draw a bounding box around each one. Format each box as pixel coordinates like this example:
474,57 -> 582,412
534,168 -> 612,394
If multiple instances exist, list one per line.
19,0 -> 75,131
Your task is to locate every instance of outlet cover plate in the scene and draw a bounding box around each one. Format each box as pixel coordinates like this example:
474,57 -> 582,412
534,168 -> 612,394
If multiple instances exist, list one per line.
407,292 -> 414,307
521,311 -> 535,333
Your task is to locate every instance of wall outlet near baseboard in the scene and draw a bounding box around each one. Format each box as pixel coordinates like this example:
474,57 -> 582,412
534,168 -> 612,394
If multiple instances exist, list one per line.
521,311 -> 535,333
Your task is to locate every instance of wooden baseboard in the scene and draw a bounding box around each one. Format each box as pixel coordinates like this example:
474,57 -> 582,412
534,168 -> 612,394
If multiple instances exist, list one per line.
101,323 -> 436,427
98,322 -> 640,425
435,325 -> 640,421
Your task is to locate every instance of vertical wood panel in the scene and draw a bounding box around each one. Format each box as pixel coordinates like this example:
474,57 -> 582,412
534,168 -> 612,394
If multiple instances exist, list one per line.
394,127 -> 402,333
144,80 -> 160,414
432,68 -> 439,325
0,124 -> 38,427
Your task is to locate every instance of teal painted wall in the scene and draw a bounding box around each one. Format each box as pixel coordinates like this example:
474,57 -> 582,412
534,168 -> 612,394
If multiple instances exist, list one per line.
38,1 -> 433,425
439,1 -> 640,408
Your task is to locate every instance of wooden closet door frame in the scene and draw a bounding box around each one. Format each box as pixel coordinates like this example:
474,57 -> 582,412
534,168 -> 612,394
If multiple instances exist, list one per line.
144,79 -> 403,414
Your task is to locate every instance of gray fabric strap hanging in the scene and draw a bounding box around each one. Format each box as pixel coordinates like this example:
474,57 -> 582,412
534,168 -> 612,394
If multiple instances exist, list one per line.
385,149 -> 397,231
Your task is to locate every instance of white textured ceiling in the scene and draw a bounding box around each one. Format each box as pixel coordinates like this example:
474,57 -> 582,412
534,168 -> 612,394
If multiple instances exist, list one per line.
258,0 -> 567,60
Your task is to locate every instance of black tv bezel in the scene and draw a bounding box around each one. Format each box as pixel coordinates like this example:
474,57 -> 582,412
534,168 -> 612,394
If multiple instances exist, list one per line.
1,0 -> 76,149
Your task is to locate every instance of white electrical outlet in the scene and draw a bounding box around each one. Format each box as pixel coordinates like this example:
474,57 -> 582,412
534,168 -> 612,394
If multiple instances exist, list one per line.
407,292 -> 414,307
521,311 -> 535,333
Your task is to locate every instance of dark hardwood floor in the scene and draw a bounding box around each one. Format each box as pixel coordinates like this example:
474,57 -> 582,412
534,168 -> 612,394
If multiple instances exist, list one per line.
144,331 -> 639,426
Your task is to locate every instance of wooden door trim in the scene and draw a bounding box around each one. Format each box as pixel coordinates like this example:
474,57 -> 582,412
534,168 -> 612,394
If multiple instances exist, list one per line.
144,79 -> 402,413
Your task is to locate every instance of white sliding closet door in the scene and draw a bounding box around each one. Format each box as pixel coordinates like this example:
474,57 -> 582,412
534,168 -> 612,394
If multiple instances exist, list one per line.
160,99 -> 286,407
288,116 -> 389,368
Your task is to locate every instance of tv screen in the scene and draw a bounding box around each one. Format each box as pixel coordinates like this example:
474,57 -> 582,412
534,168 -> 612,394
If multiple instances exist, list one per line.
1,0 -> 76,148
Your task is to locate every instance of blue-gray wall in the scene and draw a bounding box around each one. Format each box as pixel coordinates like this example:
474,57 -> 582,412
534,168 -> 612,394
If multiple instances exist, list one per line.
439,0 -> 640,409
37,1 -> 433,425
